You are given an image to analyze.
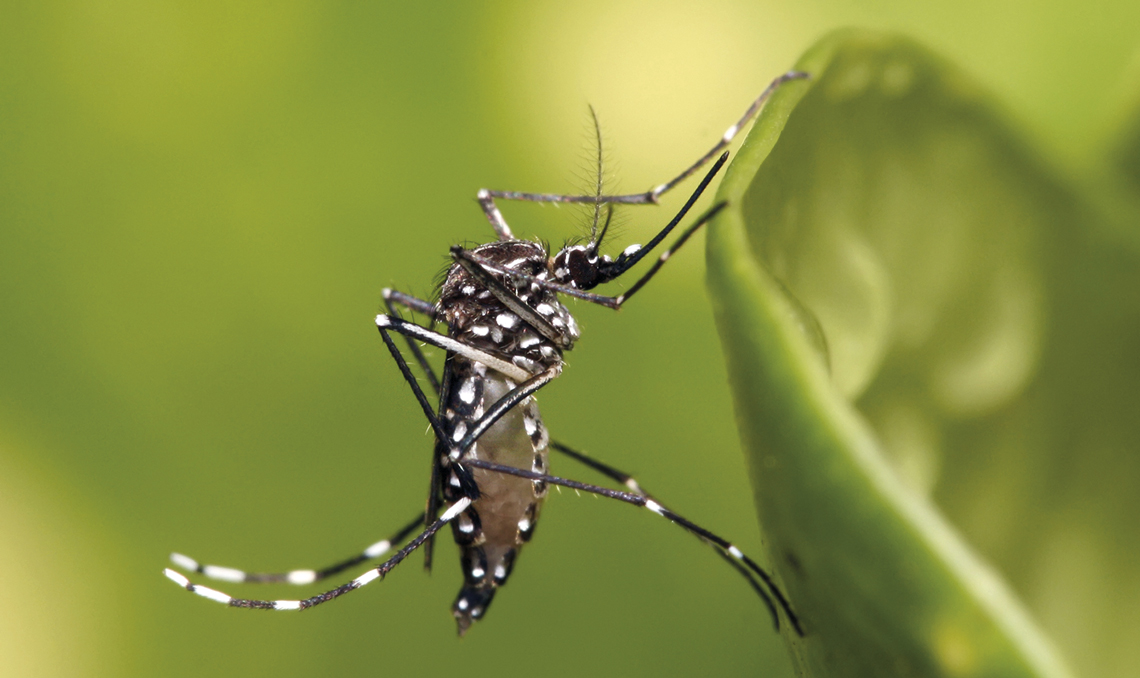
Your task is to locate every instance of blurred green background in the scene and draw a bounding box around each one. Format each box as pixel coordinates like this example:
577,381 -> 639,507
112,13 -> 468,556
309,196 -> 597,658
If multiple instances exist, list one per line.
2,1 -> 1139,677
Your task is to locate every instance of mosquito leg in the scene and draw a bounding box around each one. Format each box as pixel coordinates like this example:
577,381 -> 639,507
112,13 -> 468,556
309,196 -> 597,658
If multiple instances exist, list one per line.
375,291 -> 449,554
477,189 -> 515,241
168,514 -> 425,586
643,70 -> 809,200
478,71 -> 809,207
382,288 -> 439,319
378,297 -> 561,566
378,318 -> 562,491
382,289 -> 443,394
377,321 -> 558,449
163,498 -> 473,610
450,366 -> 560,460
458,459 -> 803,636
549,441 -> 784,629
376,314 -> 531,383
378,290 -> 447,565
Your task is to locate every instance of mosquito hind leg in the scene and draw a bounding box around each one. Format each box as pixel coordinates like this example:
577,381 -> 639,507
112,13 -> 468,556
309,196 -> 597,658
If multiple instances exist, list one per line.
163,499 -> 472,611
168,514 -> 425,586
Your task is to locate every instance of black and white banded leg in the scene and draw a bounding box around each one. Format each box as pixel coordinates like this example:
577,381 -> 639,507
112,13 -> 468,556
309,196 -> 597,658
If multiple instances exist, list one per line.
160,336 -> 562,611
377,323 -> 561,464
460,458 -> 804,636
382,287 -> 444,394
475,71 -> 809,212
375,314 -> 533,384
378,288 -> 449,571
161,333 -> 557,612
163,499 -> 473,611
548,442 -> 792,633
167,514 -> 425,587
380,329 -> 803,636
372,307 -> 799,633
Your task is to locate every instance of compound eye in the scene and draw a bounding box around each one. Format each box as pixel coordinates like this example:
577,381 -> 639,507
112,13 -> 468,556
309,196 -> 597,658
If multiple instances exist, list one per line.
569,250 -> 596,286
553,247 -> 600,289
554,248 -> 601,290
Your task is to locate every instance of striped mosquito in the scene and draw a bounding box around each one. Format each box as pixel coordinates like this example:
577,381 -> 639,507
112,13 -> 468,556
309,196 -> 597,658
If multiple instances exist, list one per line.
164,71 -> 808,637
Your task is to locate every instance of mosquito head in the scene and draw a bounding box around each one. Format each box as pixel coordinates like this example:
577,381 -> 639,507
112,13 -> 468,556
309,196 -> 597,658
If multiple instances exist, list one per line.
550,204 -> 639,291
549,241 -> 643,291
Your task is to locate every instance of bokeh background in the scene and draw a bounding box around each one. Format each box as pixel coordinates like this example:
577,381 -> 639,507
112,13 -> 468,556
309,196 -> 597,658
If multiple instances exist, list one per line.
2,1 -> 1139,677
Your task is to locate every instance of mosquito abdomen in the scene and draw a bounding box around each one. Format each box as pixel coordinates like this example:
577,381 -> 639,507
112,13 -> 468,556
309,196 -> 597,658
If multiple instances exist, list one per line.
444,361 -> 550,635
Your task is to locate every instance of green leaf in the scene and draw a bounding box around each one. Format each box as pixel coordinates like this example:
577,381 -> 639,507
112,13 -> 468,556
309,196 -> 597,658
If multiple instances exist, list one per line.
1112,69 -> 1140,196
706,30 -> 1078,677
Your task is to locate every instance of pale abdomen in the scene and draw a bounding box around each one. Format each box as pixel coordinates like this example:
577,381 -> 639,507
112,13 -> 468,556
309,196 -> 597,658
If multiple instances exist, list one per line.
441,359 -> 549,634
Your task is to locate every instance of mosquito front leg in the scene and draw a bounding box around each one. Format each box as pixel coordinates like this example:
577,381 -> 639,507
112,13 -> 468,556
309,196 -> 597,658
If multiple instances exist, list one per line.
478,71 -> 809,208
375,308 -> 451,571
379,322 -> 561,467
645,70 -> 809,200
378,321 -> 560,479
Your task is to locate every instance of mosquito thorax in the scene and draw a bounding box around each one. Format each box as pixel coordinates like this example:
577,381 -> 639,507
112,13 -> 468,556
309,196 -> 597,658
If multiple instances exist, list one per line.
439,240 -> 579,364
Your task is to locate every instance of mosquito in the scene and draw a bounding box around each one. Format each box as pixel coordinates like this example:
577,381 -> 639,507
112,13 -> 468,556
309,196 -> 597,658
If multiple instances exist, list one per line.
164,71 -> 809,637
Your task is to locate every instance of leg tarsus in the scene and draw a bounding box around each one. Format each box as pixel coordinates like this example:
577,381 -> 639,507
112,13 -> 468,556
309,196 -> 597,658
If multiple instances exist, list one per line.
480,72 -> 809,207
169,514 -> 425,586
163,499 -> 472,611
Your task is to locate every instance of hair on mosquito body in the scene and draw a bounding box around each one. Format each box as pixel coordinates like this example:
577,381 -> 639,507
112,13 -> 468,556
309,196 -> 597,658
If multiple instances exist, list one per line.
164,70 -> 811,639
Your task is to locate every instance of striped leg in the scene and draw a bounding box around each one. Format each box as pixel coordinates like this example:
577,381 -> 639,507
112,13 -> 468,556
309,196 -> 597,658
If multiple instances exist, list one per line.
377,323 -> 560,467
164,327 -> 561,611
167,514 -> 424,586
382,288 -> 443,395
378,289 -> 446,569
163,499 -> 472,610
477,188 -> 515,241
376,314 -> 531,383
458,458 -> 803,636
376,325 -> 562,567
164,329 -> 542,610
475,72 -> 810,210
550,441 -> 790,632
370,332 -> 782,626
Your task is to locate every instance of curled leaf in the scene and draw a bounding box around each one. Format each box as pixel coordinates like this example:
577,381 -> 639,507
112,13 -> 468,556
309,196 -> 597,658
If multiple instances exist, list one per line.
707,30 -> 1075,678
